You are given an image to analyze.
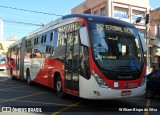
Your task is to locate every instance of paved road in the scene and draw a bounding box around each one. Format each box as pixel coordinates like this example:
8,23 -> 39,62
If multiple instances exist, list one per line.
0,71 -> 160,115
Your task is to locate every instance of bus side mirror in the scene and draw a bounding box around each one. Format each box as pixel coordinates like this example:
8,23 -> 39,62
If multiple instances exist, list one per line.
79,27 -> 90,47
139,35 -> 147,52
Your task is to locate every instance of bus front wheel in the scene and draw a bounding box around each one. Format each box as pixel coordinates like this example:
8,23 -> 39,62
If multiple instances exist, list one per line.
56,76 -> 65,97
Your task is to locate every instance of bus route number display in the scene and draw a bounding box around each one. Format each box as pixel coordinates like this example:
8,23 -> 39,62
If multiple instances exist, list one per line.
96,24 -> 132,34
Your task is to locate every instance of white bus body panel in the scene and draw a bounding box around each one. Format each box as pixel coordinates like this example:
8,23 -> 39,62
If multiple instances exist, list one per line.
79,75 -> 146,99
24,58 -> 45,81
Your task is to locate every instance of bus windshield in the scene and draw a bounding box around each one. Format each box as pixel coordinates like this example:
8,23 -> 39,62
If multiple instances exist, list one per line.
89,22 -> 144,74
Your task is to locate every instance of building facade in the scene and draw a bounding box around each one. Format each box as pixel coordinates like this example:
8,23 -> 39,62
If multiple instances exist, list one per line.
149,8 -> 160,70
72,0 -> 149,31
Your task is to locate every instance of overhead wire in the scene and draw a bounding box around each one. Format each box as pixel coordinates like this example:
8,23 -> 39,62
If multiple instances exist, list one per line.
4,27 -> 35,32
3,19 -> 44,26
0,5 -> 63,16
0,5 -> 63,40
0,9 -> 51,23
0,5 -> 58,26
5,30 -> 31,33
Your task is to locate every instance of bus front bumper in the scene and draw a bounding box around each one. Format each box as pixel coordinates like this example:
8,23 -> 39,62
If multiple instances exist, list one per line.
79,76 -> 146,99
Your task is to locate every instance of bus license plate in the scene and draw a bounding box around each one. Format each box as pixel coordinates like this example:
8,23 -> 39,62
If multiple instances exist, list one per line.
121,90 -> 131,96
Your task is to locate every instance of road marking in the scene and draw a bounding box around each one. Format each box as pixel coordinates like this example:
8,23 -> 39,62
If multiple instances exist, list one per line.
9,100 -> 74,106
0,98 -> 85,109
144,99 -> 150,115
52,101 -> 82,115
129,97 -> 146,100
0,91 -> 50,103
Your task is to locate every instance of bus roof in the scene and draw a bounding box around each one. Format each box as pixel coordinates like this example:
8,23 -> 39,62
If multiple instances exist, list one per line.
62,14 -> 135,28
26,14 -> 135,38
8,14 -> 136,49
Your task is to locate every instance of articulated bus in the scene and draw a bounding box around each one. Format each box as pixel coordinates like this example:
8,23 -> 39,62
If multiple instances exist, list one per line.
7,14 -> 147,99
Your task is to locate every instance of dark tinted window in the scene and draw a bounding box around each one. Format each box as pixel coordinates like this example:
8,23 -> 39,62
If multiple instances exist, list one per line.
44,35 -> 47,43
41,36 -> 44,43
50,32 -> 53,41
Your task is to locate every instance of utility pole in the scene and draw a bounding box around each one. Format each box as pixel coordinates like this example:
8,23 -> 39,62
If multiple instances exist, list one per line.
145,12 -> 150,74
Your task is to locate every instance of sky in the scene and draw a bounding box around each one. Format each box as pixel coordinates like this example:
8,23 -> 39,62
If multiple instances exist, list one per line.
0,0 -> 159,41
150,0 -> 160,9
0,0 -> 85,40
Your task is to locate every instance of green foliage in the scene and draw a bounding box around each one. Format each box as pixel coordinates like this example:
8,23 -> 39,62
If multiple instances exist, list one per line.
1,52 -> 7,55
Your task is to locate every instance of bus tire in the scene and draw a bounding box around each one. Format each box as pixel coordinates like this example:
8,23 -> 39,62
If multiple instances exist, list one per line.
26,70 -> 32,86
10,68 -> 15,80
56,76 -> 65,97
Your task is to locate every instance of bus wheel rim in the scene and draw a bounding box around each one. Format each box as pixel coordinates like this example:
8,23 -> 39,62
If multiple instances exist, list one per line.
27,76 -> 30,83
57,81 -> 61,91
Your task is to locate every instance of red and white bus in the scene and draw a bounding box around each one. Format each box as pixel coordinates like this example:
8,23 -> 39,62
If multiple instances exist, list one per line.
7,14 -> 147,99
0,54 -> 6,71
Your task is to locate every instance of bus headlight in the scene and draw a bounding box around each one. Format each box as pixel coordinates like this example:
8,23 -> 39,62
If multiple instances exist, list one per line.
92,71 -> 110,88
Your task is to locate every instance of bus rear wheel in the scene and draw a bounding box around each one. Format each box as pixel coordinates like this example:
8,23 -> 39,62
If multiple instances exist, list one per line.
56,76 -> 65,97
26,70 -> 32,86
10,68 -> 15,80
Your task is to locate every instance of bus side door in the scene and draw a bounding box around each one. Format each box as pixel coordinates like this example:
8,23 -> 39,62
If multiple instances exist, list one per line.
16,48 -> 20,77
65,31 -> 80,94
